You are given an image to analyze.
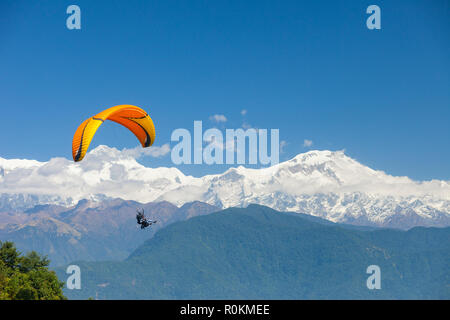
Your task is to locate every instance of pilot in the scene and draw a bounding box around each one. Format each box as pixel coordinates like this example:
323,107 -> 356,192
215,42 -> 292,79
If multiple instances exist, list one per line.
136,209 -> 157,229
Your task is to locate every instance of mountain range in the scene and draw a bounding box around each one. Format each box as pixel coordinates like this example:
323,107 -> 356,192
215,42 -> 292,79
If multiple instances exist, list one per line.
1,145 -> 449,229
0,199 -> 219,266
55,205 -> 450,300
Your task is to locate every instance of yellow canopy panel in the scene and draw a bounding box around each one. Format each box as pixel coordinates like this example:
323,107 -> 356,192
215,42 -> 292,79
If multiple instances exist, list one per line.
72,105 -> 156,162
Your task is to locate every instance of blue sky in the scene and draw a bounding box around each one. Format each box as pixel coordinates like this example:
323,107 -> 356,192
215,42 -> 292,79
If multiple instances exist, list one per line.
0,0 -> 449,179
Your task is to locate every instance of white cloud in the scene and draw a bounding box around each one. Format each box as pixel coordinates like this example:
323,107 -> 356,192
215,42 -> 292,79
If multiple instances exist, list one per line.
303,139 -> 313,147
241,109 -> 247,116
121,144 -> 171,159
280,140 -> 288,153
209,114 -> 227,123
1,146 -> 450,228
0,145 -> 187,206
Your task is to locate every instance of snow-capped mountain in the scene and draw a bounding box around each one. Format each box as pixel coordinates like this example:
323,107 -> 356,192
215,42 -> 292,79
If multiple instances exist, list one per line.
1,145 -> 449,229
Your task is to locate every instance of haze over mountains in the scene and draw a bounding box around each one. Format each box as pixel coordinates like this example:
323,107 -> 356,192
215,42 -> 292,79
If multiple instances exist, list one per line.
1,145 -> 449,229
0,199 -> 219,266
56,205 -> 450,300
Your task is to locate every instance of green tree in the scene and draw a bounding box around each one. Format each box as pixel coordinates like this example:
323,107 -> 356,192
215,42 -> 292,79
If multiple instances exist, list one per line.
0,241 -> 66,300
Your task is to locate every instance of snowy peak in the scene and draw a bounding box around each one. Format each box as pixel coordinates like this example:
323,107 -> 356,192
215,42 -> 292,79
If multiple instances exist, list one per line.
1,145 -> 449,229
281,150 -> 378,184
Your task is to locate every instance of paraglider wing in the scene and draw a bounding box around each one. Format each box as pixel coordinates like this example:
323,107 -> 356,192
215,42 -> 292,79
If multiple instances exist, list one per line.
72,105 -> 156,162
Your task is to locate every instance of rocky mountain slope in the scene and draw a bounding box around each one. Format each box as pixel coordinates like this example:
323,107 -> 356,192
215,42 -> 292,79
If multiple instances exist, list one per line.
0,199 -> 219,266
55,205 -> 450,300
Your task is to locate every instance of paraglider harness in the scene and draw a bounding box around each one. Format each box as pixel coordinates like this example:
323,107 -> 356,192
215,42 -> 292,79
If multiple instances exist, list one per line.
136,209 -> 157,229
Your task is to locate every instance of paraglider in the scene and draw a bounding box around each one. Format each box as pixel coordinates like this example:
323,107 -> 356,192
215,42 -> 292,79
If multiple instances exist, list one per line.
136,208 -> 157,229
72,105 -> 156,162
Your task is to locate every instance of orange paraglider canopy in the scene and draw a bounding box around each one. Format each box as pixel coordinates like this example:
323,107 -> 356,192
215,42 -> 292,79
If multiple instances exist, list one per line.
72,105 -> 156,162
